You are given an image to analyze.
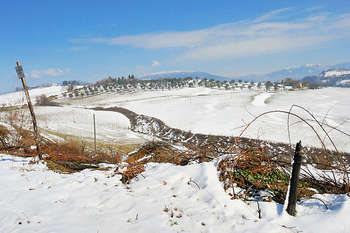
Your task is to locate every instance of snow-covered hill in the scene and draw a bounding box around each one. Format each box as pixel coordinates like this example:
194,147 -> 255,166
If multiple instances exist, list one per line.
322,69 -> 350,77
302,69 -> 350,87
0,85 -> 67,106
55,87 -> 350,152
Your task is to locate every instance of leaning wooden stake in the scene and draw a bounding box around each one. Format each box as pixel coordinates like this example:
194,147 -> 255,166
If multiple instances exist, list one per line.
286,141 -> 302,216
15,61 -> 42,159
93,113 -> 97,155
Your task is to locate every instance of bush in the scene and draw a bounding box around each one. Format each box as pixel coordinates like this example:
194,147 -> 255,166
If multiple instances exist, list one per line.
35,94 -> 59,106
4,109 -> 36,148
0,125 -> 10,148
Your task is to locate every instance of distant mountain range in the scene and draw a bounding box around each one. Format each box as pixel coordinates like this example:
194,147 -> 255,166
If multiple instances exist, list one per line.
235,62 -> 350,82
140,62 -> 350,82
301,69 -> 350,87
140,71 -> 230,81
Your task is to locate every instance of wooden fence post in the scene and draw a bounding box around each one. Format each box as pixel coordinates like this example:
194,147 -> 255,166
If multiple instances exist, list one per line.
286,140 -> 302,216
15,61 -> 42,159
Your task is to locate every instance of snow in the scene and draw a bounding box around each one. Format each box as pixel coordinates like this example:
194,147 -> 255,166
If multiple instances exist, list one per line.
35,106 -> 147,144
339,79 -> 350,84
1,86 -> 348,150
252,92 -> 274,106
324,70 -> 350,77
1,153 -> 350,233
8,87 -> 343,151
0,85 -> 66,106
65,87 -> 350,152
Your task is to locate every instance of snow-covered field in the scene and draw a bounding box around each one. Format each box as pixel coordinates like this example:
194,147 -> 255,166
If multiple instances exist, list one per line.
36,106 -> 147,144
1,153 -> 350,233
0,86 -> 349,150
0,85 -> 66,106
56,87 -> 350,151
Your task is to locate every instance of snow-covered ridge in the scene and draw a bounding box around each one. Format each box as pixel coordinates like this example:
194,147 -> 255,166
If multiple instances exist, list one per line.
339,79 -> 350,84
0,85 -> 66,106
323,69 -> 350,77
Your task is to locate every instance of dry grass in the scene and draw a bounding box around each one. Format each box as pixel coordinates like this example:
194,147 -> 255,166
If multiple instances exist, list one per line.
35,94 -> 59,106
217,142 -> 350,204
126,141 -> 202,166
118,141 -> 206,184
0,107 -> 36,149
0,125 -> 10,148
118,162 -> 145,184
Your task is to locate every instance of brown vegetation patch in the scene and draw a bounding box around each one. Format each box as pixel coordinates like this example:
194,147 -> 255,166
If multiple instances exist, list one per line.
119,162 -> 145,184
126,141 -> 206,166
0,125 -> 10,147
217,145 -> 349,204
35,94 -> 60,106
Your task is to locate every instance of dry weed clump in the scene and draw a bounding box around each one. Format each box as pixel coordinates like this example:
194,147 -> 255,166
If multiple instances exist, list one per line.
1,137 -> 118,173
40,140 -> 123,172
218,146 -> 290,203
118,162 -> 145,184
126,141 -> 191,165
35,94 -> 59,106
217,144 -> 350,204
42,141 -> 90,160
0,125 -> 10,148
119,141 -> 207,184
0,108 -> 37,150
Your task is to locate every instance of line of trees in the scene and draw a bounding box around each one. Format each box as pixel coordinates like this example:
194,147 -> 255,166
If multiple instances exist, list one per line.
62,75 -> 318,98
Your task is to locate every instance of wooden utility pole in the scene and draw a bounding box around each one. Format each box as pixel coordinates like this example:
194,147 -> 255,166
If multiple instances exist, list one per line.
286,141 -> 302,216
15,61 -> 42,159
93,113 -> 97,155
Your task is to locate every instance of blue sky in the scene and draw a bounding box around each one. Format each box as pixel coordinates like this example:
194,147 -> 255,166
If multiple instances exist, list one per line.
1,0 -> 350,92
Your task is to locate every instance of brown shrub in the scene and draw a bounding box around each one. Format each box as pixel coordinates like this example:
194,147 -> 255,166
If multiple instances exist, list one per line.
0,125 -> 10,148
126,141 -> 196,165
119,162 -> 145,184
35,94 -> 59,106
217,144 -> 349,204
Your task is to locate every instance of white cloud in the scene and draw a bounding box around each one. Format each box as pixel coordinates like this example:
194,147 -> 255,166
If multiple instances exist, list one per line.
73,8 -> 350,61
151,60 -> 160,67
94,30 -> 210,48
254,8 -> 292,22
305,6 -> 324,12
29,68 -> 65,79
180,35 -> 332,61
